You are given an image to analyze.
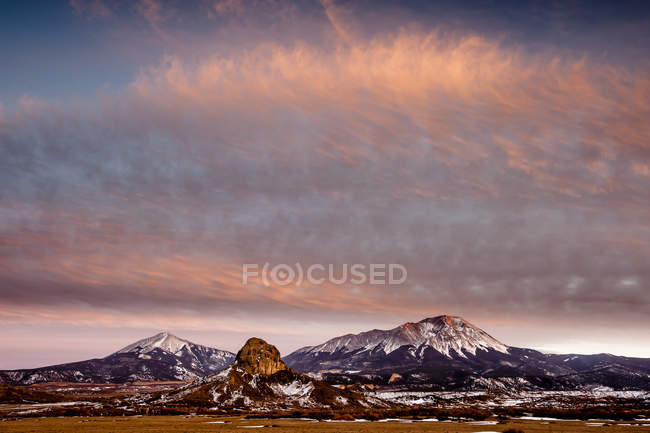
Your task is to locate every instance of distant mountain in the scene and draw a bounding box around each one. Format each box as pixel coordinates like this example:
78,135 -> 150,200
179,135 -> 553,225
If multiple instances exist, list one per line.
158,337 -> 388,409
286,315 -> 508,370
0,332 -> 235,385
284,315 -> 650,391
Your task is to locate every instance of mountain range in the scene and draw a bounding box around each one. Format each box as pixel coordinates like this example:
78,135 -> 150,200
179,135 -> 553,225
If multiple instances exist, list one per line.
0,332 -> 234,385
283,315 -> 650,391
2,316 -> 650,390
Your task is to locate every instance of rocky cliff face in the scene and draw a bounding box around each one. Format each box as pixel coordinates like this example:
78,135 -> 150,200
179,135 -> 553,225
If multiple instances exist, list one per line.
235,338 -> 288,376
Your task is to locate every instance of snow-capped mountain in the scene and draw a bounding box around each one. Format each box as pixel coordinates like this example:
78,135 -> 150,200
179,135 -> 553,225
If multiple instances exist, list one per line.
117,332 -> 195,354
284,315 -> 650,391
293,315 -> 508,360
285,315 -> 509,372
115,331 -> 234,373
114,332 -> 235,378
0,332 -> 235,385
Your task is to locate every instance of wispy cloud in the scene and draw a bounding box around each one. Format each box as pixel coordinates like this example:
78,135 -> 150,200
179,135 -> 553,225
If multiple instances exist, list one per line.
2,1 -> 650,362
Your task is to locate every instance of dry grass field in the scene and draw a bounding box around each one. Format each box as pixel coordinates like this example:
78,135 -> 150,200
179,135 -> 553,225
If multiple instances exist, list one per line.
1,416 -> 648,433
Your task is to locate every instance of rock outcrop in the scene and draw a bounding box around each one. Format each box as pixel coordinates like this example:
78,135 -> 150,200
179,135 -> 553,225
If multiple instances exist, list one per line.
235,338 -> 288,376
160,337 -> 389,410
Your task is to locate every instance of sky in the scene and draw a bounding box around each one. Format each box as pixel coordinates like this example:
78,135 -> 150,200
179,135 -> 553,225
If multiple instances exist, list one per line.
1,0 -> 649,369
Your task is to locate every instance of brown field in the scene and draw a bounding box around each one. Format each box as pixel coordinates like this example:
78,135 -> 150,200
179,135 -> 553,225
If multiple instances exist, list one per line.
1,416 -> 648,432
29,381 -> 187,398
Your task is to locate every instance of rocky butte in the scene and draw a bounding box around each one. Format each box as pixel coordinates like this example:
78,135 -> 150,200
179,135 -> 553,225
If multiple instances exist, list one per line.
158,337 -> 388,409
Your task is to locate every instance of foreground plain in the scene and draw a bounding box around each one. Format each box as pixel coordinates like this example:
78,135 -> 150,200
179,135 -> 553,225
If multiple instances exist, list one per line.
2,416 -> 649,433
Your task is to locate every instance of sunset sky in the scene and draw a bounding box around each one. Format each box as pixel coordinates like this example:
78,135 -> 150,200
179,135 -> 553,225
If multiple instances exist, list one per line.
1,0 -> 649,369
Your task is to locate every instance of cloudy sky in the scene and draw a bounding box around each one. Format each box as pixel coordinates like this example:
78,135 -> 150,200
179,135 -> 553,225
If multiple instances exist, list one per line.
1,0 -> 649,369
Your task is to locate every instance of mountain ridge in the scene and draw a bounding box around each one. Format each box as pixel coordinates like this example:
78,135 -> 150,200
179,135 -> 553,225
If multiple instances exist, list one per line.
283,315 -> 650,391
0,332 -> 235,385
289,315 -> 509,360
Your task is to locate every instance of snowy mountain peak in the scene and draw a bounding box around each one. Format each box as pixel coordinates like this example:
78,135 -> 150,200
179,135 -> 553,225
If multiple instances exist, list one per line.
2,332 -> 236,385
293,315 -> 509,360
112,332 -> 236,380
116,331 -> 192,355
413,315 -> 509,357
